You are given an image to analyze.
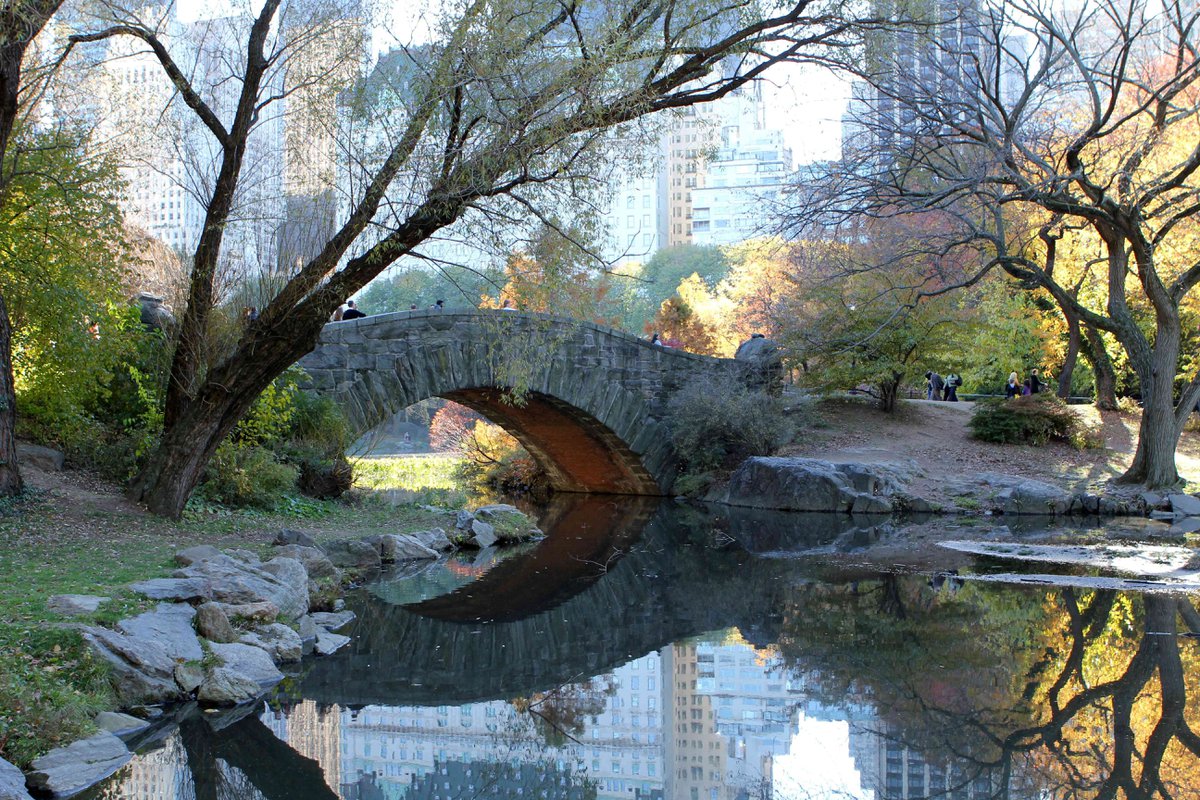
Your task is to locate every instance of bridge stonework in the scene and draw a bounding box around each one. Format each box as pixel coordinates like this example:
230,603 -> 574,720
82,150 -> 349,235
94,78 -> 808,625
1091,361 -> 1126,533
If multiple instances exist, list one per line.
298,309 -> 776,496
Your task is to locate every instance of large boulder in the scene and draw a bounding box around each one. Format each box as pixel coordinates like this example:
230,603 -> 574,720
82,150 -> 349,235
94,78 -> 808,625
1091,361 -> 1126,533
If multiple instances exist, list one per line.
16,442 -> 63,472
207,642 -> 284,688
197,668 -> 263,706
82,604 -> 202,705
239,623 -> 303,663
734,336 -> 784,394
174,545 -> 221,566
26,731 -> 130,798
996,480 -> 1070,516
0,756 -> 32,800
174,554 -> 308,621
274,545 -> 340,581
710,457 -> 902,514
194,603 -> 237,643
322,539 -> 382,575
408,528 -> 454,552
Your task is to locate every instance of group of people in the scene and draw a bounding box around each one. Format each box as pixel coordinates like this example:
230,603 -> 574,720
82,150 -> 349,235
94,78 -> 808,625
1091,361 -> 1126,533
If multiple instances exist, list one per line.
924,371 -> 963,401
330,300 -> 367,321
1005,369 -> 1045,398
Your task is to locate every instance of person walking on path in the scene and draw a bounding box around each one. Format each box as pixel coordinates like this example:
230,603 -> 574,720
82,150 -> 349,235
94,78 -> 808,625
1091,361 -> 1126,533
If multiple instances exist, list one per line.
342,300 -> 366,320
1005,372 -> 1021,399
943,372 -> 961,401
1028,368 -> 1043,394
925,371 -> 944,400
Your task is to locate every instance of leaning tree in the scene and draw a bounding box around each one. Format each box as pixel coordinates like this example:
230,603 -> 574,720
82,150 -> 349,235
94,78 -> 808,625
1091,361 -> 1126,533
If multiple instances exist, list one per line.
788,0 -> 1200,488
63,0 -> 880,516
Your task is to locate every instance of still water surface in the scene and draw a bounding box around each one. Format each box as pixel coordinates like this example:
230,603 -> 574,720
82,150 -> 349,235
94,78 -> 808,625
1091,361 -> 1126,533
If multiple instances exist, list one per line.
90,498 -> 1200,799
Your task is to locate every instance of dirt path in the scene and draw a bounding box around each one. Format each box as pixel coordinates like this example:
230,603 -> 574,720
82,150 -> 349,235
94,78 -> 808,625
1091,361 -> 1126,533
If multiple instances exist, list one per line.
780,397 -> 1200,507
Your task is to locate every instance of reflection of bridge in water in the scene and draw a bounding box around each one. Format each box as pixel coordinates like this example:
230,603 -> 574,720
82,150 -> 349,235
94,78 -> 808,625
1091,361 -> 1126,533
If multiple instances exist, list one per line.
298,497 -> 822,707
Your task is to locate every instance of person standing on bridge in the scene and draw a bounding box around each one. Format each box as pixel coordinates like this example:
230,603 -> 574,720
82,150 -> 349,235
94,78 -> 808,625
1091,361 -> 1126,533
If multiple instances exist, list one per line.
342,300 -> 367,320
500,298 -> 517,311
430,299 -> 445,311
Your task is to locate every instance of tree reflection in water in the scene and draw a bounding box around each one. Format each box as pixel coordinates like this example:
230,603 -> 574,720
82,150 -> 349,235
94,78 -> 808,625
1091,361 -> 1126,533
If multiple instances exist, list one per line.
779,576 -> 1200,799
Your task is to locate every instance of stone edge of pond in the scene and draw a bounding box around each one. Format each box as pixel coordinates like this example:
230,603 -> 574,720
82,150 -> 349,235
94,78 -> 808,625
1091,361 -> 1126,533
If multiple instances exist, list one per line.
20,505 -> 542,799
709,456 -> 1200,526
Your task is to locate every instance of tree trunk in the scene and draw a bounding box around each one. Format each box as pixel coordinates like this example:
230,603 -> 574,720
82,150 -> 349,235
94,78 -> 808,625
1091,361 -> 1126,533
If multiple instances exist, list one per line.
1057,311 -> 1080,399
0,0 -> 68,498
129,312 -> 329,517
1118,343 -> 1183,488
1082,323 -> 1118,411
878,376 -> 900,413
0,292 -> 21,496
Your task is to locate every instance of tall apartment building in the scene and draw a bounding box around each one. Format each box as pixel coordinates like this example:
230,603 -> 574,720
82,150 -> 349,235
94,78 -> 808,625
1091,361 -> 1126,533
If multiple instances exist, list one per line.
48,0 -> 366,276
841,0 -> 983,165
689,95 -> 792,246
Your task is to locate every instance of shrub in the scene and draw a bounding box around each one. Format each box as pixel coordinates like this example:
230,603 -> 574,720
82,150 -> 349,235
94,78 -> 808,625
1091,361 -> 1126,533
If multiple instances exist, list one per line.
1116,396 -> 1141,416
667,376 -> 793,474
197,443 -> 299,509
969,395 -> 1099,448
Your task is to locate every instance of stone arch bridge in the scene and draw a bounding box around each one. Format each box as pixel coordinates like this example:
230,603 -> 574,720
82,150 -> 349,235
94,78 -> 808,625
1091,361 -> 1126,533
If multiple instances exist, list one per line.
298,309 -> 779,495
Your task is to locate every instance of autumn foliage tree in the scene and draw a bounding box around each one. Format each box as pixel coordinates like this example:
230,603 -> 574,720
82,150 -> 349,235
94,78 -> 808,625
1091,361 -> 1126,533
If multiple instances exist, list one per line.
796,0 -> 1200,486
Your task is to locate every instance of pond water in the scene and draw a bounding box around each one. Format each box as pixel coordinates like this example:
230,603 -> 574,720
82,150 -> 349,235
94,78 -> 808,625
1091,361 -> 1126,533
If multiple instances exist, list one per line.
87,497 -> 1200,799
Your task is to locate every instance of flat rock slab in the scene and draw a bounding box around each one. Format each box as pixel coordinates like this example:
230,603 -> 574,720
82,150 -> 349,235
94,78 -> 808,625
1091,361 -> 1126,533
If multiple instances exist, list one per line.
309,610 -> 355,631
47,595 -> 108,616
314,629 -> 351,656
0,755 -> 32,800
82,603 -> 201,705
128,577 -> 213,602
94,711 -> 151,737
26,731 -> 130,798
1169,493 -> 1200,516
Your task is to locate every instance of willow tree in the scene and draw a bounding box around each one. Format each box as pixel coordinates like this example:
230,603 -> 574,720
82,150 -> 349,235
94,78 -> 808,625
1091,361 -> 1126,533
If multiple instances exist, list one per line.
791,0 -> 1200,488
68,0 -> 872,516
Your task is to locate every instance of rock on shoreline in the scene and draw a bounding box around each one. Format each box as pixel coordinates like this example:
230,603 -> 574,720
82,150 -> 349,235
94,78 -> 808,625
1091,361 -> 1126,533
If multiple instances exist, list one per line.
711,456 -> 1199,520
32,522 -> 468,798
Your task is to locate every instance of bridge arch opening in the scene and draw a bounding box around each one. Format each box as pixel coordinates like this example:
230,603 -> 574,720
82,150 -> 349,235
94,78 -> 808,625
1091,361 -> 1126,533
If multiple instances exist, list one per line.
438,389 -> 661,495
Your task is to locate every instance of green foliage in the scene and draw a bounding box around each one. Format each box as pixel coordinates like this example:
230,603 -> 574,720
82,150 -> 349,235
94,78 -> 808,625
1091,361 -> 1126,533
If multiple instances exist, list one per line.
5,132 -> 140,439
233,368 -> 301,447
357,265 -> 503,314
289,392 -> 351,458
954,283 -> 1057,395
197,443 -> 300,509
613,244 -> 730,331
667,376 -> 793,476
968,395 -> 1098,448
783,263 -> 968,412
